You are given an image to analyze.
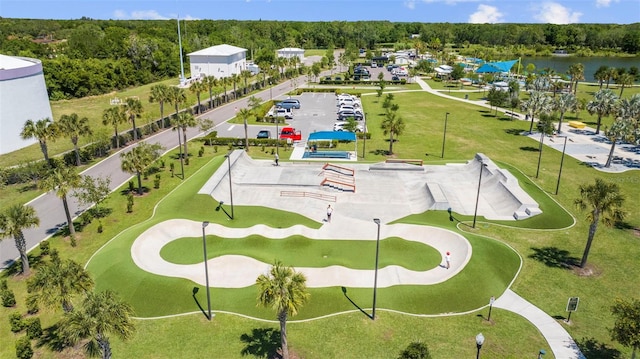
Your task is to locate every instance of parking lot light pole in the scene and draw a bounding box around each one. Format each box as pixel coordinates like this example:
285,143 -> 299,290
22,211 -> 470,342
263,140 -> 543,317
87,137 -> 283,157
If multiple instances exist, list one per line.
555,136 -> 568,195
224,153 -> 234,219
202,221 -> 212,321
372,218 -> 381,320
441,112 -> 450,158
473,162 -> 487,229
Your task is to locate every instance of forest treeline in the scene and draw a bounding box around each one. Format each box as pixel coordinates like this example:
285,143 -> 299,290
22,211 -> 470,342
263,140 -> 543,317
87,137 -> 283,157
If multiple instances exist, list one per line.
1,18 -> 638,99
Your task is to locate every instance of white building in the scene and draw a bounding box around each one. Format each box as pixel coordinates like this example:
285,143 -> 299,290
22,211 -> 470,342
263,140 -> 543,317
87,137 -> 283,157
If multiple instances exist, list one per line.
0,54 -> 53,155
187,44 -> 247,80
276,48 -> 305,62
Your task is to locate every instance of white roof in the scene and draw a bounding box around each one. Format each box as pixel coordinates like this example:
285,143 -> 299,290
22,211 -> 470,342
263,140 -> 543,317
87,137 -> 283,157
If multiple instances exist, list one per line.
278,47 -> 305,52
187,44 -> 247,57
0,54 -> 36,70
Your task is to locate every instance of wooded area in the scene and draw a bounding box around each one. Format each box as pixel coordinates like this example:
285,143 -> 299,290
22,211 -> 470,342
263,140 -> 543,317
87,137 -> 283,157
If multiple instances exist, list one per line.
1,18 -> 638,99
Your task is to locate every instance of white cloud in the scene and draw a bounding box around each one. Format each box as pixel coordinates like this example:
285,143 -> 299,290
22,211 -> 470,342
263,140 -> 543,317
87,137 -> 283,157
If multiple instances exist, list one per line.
533,2 -> 582,24
113,10 -> 126,19
423,0 -> 483,4
596,0 -> 618,8
404,0 -> 416,10
468,4 -> 504,23
130,10 -> 169,20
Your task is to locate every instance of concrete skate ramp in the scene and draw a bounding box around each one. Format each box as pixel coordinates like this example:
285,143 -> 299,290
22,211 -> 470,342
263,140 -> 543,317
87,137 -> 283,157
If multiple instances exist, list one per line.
199,151 -> 541,223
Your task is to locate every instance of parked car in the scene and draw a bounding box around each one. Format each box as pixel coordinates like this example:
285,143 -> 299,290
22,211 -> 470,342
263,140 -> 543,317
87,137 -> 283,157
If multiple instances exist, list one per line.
337,110 -> 363,121
279,98 -> 301,109
338,105 -> 363,115
334,122 -> 364,132
392,75 -> 400,81
268,107 -> 293,119
279,127 -> 301,141
256,130 -> 272,139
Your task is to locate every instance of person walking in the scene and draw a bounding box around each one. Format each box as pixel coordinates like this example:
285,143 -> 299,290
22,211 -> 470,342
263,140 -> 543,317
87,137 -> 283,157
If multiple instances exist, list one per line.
274,153 -> 279,166
445,251 -> 451,269
326,205 -> 333,223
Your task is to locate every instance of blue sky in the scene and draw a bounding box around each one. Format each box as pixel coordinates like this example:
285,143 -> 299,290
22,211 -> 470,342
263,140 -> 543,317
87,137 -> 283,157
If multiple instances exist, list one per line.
1,0 -> 638,24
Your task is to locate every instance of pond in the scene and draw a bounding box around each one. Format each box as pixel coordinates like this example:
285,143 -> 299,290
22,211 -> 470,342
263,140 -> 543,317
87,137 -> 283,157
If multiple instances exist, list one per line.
519,56 -> 639,82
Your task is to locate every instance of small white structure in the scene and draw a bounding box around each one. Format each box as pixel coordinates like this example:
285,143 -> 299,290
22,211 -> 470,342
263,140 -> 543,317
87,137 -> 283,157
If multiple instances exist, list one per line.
0,54 -> 53,155
187,44 -> 247,80
276,47 -> 305,62
246,63 -> 260,75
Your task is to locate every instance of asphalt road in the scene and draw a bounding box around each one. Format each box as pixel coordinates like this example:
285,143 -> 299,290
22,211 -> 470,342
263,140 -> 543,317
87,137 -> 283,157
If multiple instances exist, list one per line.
0,67 -> 335,269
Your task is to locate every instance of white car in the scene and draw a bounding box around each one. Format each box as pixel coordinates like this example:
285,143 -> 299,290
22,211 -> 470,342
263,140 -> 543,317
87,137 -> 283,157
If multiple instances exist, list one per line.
333,122 -> 364,132
337,105 -> 363,115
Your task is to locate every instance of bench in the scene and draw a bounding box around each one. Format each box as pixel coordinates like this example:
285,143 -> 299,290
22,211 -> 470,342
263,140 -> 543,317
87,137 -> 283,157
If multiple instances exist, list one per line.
309,151 -> 350,159
568,121 -> 586,129
385,159 -> 423,166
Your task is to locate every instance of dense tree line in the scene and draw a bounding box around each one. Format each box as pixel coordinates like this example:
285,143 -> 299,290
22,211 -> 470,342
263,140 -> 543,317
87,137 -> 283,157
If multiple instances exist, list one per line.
1,18 -> 638,99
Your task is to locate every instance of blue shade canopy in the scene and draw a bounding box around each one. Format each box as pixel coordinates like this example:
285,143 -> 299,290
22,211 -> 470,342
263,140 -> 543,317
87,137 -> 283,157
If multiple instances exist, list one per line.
308,131 -> 356,141
476,59 -> 519,73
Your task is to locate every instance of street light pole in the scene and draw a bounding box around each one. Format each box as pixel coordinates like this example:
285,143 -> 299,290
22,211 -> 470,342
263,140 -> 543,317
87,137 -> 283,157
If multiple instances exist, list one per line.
475,333 -> 485,359
224,153 -> 234,219
372,218 -> 381,320
473,162 -> 487,229
555,136 -> 568,195
441,112 -> 450,158
536,127 -> 545,178
201,221 -> 212,321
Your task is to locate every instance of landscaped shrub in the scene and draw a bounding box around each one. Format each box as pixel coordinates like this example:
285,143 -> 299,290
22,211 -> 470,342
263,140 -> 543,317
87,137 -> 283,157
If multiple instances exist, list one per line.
2,288 -> 16,307
9,312 -> 24,332
397,341 -> 432,359
154,174 -> 161,189
15,336 -> 33,359
127,193 -> 134,213
26,295 -> 39,315
38,241 -> 50,256
128,181 -> 135,193
1,279 -> 7,290
198,146 -> 205,157
25,318 -> 42,339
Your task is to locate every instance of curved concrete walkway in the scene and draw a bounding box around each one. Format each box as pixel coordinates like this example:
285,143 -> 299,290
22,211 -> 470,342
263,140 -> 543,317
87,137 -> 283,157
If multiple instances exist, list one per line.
131,218 -> 472,288
415,76 -> 585,359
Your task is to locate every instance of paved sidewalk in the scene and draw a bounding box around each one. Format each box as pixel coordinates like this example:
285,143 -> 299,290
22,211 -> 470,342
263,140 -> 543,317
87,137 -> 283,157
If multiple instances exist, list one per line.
494,290 -> 586,359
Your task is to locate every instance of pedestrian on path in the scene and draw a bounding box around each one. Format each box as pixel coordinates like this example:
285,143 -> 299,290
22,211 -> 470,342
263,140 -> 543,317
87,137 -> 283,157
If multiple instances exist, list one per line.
326,205 -> 333,223
445,251 -> 451,269
274,153 -> 279,166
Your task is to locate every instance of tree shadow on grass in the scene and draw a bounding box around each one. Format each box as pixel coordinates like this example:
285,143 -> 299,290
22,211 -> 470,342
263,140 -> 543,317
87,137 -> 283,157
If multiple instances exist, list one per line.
520,146 -> 539,152
529,247 -> 579,269
504,128 -> 525,136
576,337 -> 621,359
240,328 -> 282,359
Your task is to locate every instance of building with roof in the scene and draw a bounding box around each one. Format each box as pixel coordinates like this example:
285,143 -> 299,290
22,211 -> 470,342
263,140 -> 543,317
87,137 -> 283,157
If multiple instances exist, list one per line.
0,54 -> 53,155
476,60 -> 519,74
276,48 -> 305,62
187,44 -> 247,80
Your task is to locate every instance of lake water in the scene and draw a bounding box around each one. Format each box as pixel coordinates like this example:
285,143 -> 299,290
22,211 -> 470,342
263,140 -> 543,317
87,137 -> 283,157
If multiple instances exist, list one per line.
519,56 -> 639,82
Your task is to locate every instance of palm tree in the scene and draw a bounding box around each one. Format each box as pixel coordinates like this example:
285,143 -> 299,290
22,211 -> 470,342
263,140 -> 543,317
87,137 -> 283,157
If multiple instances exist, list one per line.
149,84 -> 170,128
256,261 -> 309,359
594,66 -> 609,89
231,73 -> 240,99
122,97 -> 144,141
59,290 -> 135,359
20,117 -> 58,163
381,103 -> 406,155
190,80 -> 206,114
172,111 -> 197,158
616,73 -> 635,97
603,118 -> 633,168
554,93 -> 578,134
605,67 -> 618,89
221,76 -> 231,104
0,204 -> 39,275
241,70 -> 252,95
167,86 -> 187,117
617,94 -> 640,143
102,107 -> 127,149
202,76 -> 218,109
574,179 -> 625,268
587,89 -> 619,134
238,108 -> 252,151
27,255 -> 93,312
58,113 -> 93,166
521,91 -> 554,134
120,142 -> 163,195
567,63 -> 584,95
40,165 -> 82,239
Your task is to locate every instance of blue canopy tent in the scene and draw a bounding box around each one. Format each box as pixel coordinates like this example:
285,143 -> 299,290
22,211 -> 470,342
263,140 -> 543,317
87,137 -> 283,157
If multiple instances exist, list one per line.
476,59 -> 519,74
306,131 -> 357,159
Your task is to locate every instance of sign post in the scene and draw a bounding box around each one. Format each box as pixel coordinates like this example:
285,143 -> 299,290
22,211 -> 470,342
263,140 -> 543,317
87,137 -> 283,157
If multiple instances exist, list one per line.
487,296 -> 495,322
566,297 -> 579,323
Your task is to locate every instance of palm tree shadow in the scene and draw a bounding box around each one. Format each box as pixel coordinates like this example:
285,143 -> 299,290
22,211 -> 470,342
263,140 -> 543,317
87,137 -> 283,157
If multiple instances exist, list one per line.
240,328 -> 282,359
36,323 -> 68,352
341,287 -> 373,319
529,247 -> 579,269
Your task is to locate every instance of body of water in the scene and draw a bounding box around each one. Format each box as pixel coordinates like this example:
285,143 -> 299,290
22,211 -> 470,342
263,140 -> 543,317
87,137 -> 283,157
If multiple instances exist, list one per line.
518,56 -> 638,82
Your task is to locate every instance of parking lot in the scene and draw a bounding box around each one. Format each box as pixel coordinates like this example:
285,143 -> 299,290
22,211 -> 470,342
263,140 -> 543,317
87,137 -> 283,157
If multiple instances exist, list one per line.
251,92 -> 367,141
